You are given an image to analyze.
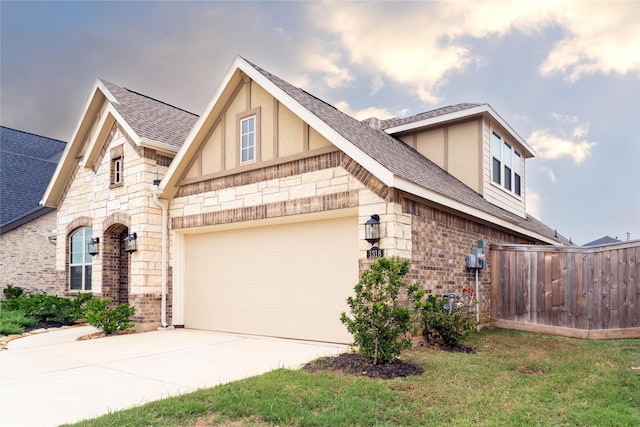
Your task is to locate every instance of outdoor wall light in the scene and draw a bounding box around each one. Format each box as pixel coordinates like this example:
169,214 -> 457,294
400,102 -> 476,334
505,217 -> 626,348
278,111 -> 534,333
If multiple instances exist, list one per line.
364,214 -> 381,245
88,237 -> 100,257
123,232 -> 138,253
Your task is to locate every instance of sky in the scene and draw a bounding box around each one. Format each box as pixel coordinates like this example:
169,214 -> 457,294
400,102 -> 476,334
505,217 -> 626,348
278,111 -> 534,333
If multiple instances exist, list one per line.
1,1 -> 638,245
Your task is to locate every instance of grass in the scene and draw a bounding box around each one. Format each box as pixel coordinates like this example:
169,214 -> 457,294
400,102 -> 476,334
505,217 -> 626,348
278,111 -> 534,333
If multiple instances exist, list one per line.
64,329 -> 639,426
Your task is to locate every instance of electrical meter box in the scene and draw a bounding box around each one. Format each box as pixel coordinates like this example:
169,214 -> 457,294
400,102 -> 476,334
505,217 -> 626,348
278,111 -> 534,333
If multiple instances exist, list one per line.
465,254 -> 477,268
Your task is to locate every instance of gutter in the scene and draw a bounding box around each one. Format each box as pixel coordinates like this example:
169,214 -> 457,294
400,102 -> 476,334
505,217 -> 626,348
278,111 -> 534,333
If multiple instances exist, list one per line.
151,183 -> 171,329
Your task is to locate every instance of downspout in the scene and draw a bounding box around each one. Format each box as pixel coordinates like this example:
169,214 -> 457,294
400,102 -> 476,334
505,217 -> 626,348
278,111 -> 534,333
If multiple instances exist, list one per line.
151,185 -> 170,329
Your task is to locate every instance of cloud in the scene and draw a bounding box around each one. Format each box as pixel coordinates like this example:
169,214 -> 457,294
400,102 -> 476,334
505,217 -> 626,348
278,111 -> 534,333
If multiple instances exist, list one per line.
538,2 -> 640,81
541,166 -> 557,183
529,129 -> 596,164
311,1 -> 639,105
302,51 -> 355,88
529,113 -> 596,164
334,101 -> 395,121
527,192 -> 542,219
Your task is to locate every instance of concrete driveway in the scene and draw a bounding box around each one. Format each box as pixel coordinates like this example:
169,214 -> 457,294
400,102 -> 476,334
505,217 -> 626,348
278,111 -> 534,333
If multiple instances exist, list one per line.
0,326 -> 347,426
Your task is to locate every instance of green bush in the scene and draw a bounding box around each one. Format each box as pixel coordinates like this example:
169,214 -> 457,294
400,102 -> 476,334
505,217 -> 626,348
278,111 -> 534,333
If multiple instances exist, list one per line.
0,293 -> 94,325
84,298 -> 135,335
418,295 -> 477,347
340,256 -> 423,365
3,284 -> 25,300
0,310 -> 38,335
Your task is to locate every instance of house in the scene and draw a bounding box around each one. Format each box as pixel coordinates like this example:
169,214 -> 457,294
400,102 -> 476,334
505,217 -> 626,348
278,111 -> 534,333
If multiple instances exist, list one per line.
0,127 -> 66,294
583,236 -> 622,246
41,56 -> 569,342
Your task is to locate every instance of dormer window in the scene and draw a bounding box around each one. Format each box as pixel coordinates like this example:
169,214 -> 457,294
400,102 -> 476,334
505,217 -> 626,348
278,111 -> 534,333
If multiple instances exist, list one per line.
492,132 -> 522,197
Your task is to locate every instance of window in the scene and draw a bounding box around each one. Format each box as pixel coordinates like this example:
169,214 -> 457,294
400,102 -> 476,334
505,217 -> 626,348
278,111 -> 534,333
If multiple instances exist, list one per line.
113,158 -> 122,184
514,152 -> 522,196
491,133 -> 502,184
503,142 -> 512,191
491,131 -> 522,197
69,227 -> 92,291
240,116 -> 255,163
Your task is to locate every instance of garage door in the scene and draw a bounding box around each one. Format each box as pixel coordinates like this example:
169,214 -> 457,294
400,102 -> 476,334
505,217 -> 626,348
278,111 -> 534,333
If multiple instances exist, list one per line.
184,215 -> 359,343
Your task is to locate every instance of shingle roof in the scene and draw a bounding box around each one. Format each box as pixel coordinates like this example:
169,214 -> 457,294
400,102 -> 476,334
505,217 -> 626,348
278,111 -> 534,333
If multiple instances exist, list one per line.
380,103 -> 484,130
100,80 -> 199,150
0,127 -> 66,232
583,236 -> 621,246
245,59 -> 569,245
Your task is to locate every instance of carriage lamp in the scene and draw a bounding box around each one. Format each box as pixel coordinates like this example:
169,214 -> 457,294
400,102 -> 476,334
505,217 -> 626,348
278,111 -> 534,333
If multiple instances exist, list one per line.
88,237 -> 100,257
123,232 -> 138,253
364,214 -> 381,245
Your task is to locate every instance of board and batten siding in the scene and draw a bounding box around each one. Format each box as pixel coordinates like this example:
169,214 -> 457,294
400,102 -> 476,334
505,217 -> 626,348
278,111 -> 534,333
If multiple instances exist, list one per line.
481,118 -> 527,218
491,241 -> 640,339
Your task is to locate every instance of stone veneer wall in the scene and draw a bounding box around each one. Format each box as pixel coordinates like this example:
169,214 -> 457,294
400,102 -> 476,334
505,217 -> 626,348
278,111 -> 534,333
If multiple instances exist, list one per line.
0,211 -> 59,295
55,122 -> 170,331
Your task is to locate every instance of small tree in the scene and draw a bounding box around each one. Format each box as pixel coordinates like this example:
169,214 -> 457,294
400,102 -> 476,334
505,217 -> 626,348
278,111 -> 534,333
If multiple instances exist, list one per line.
340,256 -> 422,365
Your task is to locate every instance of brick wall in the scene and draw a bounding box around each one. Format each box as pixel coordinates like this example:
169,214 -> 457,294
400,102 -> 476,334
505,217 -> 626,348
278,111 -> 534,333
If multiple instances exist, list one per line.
0,211 -> 59,295
402,196 -> 535,321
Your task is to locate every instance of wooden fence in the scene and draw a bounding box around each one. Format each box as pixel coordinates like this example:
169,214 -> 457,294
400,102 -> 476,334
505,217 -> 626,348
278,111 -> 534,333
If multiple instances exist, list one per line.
490,240 -> 640,339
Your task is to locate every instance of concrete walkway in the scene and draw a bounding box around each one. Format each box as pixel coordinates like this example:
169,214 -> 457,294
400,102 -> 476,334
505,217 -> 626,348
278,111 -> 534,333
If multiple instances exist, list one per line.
0,326 -> 347,426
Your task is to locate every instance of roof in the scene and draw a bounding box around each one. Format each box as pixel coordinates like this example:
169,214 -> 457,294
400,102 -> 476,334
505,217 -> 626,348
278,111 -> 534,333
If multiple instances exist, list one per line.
100,80 -> 199,150
380,103 -> 485,129
244,59 -> 568,245
583,235 -> 622,246
0,126 -> 66,233
42,79 -> 199,207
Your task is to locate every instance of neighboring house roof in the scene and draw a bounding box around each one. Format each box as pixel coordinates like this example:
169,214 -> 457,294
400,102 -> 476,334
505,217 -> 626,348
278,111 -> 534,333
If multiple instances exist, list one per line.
162,56 -> 569,245
583,236 -> 622,246
0,126 -> 66,234
41,79 -> 198,208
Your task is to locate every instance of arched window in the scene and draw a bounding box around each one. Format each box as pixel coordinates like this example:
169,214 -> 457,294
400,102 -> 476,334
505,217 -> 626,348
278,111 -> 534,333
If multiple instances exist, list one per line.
69,227 -> 93,291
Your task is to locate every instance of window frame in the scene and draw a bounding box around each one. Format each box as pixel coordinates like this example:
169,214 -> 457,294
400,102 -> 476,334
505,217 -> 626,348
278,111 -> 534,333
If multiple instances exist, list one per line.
113,157 -> 122,184
69,227 -> 93,291
240,115 -> 256,164
491,131 -> 522,198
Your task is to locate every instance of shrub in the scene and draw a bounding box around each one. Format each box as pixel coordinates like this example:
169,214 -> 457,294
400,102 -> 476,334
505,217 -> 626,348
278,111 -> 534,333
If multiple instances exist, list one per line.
340,256 -> 423,365
0,293 -> 93,325
3,284 -> 25,300
0,310 -> 38,335
418,295 -> 477,347
84,298 -> 135,335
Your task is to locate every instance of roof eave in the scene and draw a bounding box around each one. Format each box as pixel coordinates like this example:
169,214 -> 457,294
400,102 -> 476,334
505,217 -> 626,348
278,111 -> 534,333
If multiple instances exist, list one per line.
385,104 -> 536,158
42,80 -> 108,207
159,56 -> 395,198
393,176 -> 562,246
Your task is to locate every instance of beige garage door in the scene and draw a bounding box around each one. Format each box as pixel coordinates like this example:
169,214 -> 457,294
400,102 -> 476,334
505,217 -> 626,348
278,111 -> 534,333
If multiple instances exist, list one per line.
184,215 -> 359,343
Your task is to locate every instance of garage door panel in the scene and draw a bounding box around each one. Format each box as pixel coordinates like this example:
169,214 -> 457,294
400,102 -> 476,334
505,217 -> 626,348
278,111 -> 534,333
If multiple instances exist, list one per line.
184,215 -> 358,343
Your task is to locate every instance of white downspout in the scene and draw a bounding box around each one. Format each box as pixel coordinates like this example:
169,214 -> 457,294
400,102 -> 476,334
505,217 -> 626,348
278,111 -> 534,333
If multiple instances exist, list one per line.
151,186 -> 170,329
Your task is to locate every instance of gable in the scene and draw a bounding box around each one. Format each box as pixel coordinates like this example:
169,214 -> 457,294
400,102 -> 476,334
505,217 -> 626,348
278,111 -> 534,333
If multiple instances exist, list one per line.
180,78 -> 334,185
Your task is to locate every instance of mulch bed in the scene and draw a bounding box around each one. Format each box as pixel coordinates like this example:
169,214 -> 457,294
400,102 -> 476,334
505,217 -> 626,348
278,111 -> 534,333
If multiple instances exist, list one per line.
302,342 -> 477,380
303,353 -> 424,379
23,321 -> 69,333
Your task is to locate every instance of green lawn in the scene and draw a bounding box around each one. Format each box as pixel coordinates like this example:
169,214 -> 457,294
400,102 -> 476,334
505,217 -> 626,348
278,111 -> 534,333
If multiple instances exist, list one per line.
65,329 -> 640,426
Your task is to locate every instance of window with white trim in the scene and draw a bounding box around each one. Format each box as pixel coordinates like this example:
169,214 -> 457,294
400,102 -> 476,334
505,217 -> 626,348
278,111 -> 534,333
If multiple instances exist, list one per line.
491,131 -> 522,196
113,158 -> 122,184
69,227 -> 92,291
240,116 -> 256,163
